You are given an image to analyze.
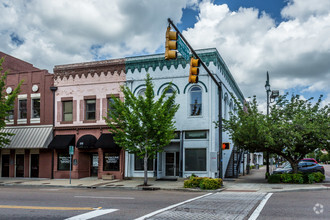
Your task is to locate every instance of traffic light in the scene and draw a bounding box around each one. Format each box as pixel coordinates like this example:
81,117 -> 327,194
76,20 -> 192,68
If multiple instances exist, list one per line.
165,26 -> 178,60
222,142 -> 230,150
189,57 -> 200,83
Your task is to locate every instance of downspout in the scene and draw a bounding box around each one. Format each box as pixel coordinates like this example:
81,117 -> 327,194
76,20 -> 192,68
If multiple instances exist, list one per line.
50,86 -> 58,179
179,130 -> 183,178
218,83 -> 223,179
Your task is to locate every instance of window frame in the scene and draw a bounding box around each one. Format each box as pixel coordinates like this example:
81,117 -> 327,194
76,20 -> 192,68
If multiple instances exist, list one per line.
85,99 -> 96,121
62,100 -> 73,122
184,148 -> 207,172
189,86 -> 202,116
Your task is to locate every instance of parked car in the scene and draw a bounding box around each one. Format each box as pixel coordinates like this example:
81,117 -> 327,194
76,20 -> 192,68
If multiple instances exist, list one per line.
301,158 -> 318,163
273,161 -> 324,175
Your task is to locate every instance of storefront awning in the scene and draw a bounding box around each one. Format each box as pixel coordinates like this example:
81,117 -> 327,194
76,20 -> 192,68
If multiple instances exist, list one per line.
1,125 -> 53,149
48,134 -> 75,149
95,133 -> 121,150
76,135 -> 97,149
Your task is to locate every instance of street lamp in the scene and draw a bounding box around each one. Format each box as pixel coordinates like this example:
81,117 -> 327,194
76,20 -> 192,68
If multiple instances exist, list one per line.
265,72 -> 279,178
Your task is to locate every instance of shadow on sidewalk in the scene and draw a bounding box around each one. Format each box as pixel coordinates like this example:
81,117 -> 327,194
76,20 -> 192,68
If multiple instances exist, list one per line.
235,166 -> 268,183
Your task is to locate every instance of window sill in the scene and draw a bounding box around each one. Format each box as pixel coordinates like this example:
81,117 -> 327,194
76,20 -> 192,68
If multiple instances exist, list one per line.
30,118 -> 40,124
60,121 -> 73,124
17,119 -> 27,124
5,120 -> 14,125
83,120 -> 97,123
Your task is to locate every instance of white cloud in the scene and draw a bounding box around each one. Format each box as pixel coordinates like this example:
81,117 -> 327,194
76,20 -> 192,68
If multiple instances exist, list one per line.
0,0 -> 188,70
182,0 -> 330,107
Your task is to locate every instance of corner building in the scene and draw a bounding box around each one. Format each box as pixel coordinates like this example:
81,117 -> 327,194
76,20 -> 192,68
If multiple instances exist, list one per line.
125,48 -> 245,179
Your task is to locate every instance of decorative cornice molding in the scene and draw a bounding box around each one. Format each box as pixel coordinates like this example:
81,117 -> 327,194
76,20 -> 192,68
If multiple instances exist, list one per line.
54,59 -> 125,80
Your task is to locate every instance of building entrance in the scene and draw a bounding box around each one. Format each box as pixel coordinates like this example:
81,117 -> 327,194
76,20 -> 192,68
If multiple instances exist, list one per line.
165,152 -> 179,177
30,154 -> 39,177
1,155 -> 10,177
16,154 -> 24,177
91,154 -> 98,176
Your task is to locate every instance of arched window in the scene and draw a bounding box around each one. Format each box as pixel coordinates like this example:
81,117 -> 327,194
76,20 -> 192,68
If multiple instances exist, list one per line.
137,88 -> 146,98
190,86 -> 202,116
164,87 -> 174,100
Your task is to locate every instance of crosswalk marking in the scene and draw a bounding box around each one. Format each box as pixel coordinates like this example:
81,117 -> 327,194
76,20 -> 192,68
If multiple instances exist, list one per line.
65,209 -> 118,220
0,205 -> 94,210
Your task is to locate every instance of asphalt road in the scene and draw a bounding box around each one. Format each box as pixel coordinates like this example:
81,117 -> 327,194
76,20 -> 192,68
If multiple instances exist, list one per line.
257,190 -> 330,220
0,187 -> 205,219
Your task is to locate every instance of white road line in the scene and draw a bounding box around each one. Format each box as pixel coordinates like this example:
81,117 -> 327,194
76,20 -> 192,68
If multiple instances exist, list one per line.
249,193 -> 273,220
135,193 -> 213,220
65,209 -> 118,220
74,196 -> 134,200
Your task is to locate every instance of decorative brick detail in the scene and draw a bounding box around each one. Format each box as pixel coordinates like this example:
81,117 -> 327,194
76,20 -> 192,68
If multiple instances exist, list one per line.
80,100 -> 84,122
53,58 -> 125,80
73,100 -> 77,122
57,101 -> 61,122
102,98 -> 107,119
96,99 -> 100,121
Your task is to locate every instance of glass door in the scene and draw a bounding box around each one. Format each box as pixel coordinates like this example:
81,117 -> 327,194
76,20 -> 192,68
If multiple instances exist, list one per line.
165,152 -> 179,177
30,154 -> 39,178
16,154 -> 24,177
91,154 -> 98,176
1,155 -> 10,177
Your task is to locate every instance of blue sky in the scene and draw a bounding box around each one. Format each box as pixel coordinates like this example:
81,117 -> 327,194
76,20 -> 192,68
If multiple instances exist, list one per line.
0,0 -> 329,109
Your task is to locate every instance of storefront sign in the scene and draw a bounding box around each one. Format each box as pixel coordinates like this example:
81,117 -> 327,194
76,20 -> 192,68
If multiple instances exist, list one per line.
59,156 -> 70,164
105,156 -> 119,164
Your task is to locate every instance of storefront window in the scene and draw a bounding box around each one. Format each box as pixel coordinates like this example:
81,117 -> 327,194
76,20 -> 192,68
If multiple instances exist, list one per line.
185,131 -> 207,139
103,152 -> 120,171
185,148 -> 206,171
134,154 -> 153,171
58,153 -> 71,171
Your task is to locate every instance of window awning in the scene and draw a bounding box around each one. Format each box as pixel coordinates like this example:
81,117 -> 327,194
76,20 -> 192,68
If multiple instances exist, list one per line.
48,135 -> 75,149
95,133 -> 121,150
76,135 -> 97,149
1,125 -> 53,149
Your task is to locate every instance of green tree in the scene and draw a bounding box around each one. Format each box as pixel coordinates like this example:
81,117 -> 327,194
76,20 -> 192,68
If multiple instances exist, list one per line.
222,94 -> 330,174
105,74 -> 179,186
0,57 -> 21,147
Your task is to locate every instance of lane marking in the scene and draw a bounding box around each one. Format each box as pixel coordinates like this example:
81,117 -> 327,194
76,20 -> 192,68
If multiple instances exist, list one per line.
0,205 -> 95,211
249,193 -> 273,220
65,209 -> 118,220
135,193 -> 212,220
75,196 -> 134,200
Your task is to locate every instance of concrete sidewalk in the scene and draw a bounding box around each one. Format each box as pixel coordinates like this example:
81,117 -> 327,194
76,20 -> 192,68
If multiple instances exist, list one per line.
0,166 -> 329,192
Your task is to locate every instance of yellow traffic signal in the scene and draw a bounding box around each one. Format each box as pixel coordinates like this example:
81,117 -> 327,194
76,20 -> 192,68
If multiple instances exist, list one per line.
189,57 -> 200,83
165,26 -> 178,60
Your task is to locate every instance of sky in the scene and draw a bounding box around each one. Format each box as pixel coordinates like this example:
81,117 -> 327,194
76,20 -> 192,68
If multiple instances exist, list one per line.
1,0 -> 329,111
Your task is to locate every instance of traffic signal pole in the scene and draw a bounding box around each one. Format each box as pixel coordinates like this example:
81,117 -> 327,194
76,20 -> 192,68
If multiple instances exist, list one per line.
167,18 -> 223,179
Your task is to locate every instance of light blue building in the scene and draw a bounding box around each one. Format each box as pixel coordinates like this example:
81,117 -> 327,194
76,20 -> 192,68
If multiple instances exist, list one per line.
124,48 -> 245,179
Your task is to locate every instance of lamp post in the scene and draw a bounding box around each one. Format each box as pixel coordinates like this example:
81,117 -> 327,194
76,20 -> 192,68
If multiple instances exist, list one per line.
265,72 -> 271,178
265,72 -> 279,178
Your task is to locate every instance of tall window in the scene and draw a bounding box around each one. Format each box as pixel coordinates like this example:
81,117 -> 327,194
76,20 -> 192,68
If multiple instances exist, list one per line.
190,87 -> 202,116
164,87 -> 174,100
185,148 -> 206,171
137,89 -> 146,98
85,99 -> 96,120
18,99 -> 27,119
224,94 -> 228,120
107,97 -> 115,118
5,110 -> 14,121
31,98 -> 40,118
62,101 -> 73,121
134,154 -> 153,171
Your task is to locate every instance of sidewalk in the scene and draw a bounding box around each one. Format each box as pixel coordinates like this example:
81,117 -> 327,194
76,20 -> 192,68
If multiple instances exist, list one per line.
0,166 -> 329,192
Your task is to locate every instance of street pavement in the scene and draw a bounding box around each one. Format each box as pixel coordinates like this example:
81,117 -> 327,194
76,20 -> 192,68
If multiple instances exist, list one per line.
1,165 -> 329,219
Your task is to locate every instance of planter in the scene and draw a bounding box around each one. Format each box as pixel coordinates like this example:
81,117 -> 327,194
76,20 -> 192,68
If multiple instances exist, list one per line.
102,174 -> 115,180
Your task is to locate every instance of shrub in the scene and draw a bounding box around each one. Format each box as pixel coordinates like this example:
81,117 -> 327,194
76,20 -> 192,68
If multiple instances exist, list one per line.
183,180 -> 193,188
281,173 -> 293,183
312,172 -> 325,183
199,178 -> 221,190
307,173 -> 315,184
292,174 -> 304,184
190,177 -> 205,187
268,174 -> 281,183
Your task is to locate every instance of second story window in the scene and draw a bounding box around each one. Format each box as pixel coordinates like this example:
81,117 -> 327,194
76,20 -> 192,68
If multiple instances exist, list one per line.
85,99 -> 96,120
62,101 -> 73,122
190,86 -> 202,116
6,110 -> 14,121
108,97 -> 115,118
31,98 -> 40,118
18,99 -> 27,119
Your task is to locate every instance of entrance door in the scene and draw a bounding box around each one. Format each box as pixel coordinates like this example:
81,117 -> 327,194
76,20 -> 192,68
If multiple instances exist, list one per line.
16,154 -> 24,177
91,154 -> 98,176
1,155 -> 10,177
165,152 -> 179,177
30,154 -> 39,178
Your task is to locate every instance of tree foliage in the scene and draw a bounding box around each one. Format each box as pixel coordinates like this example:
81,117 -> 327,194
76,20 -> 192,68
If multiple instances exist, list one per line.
0,57 -> 21,148
222,94 -> 330,174
105,74 -> 179,185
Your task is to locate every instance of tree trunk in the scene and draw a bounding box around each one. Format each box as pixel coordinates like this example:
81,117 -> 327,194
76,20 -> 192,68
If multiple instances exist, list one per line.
288,160 -> 299,174
144,152 -> 148,186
